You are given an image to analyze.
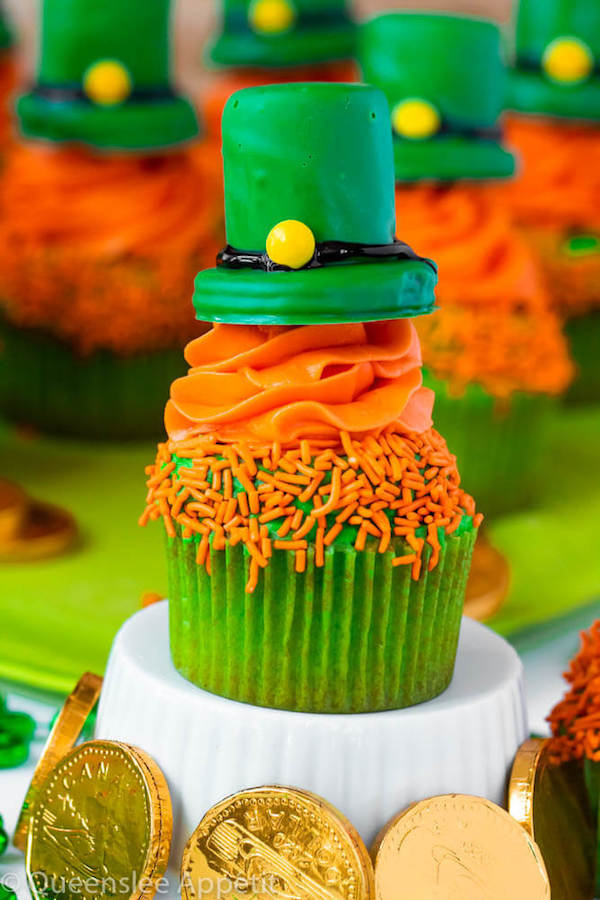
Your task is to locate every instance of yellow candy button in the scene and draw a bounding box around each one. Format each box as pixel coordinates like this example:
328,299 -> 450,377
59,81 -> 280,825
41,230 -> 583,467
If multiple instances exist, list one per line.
83,59 -> 132,107
391,98 -> 441,140
266,220 -> 316,269
249,0 -> 296,35
542,36 -> 594,84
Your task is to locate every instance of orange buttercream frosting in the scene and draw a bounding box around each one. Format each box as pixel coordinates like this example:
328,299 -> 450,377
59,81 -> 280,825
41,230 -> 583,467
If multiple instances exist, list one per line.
396,182 -> 574,397
506,115 -> 600,231
0,143 -> 223,355
165,320 -> 434,443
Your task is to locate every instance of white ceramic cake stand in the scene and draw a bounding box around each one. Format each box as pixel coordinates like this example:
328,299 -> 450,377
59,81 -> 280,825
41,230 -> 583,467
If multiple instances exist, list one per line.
96,603 -> 527,867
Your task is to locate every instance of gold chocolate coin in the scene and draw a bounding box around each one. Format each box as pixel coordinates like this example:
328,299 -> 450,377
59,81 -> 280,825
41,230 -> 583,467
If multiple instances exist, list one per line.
372,794 -> 550,899
26,741 -> 172,900
509,738 -> 595,899
14,672 -> 103,852
0,479 -> 27,541
181,786 -> 374,900
0,496 -> 78,562
465,535 -> 511,622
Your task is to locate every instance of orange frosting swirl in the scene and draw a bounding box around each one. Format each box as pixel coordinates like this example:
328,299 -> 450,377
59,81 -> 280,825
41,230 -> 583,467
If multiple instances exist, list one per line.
0,143 -> 223,355
165,321 -> 434,442
395,182 -> 573,397
506,115 -> 600,230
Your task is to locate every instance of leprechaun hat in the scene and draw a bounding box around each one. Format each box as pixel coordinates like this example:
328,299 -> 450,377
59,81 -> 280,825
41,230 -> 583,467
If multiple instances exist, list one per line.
359,14 -> 515,182
0,3 -> 13,52
194,82 -> 437,324
208,0 -> 356,69
508,0 -> 600,120
17,0 -> 198,151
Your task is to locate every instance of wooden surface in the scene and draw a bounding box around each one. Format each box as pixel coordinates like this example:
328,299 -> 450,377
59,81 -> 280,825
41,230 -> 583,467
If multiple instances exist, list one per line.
4,0 -> 515,90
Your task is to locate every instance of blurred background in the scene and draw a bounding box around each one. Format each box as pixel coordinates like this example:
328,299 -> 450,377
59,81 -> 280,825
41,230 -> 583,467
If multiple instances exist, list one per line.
4,0 -> 513,90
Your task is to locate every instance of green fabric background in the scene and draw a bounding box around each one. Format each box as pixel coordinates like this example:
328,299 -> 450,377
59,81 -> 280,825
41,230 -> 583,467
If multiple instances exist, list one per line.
0,404 -> 598,696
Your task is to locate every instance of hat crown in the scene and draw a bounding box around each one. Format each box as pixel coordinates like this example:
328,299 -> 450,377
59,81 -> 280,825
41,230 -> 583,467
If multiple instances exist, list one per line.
515,0 -> 600,61
37,0 -> 172,87
360,13 -> 506,130
222,83 -> 397,251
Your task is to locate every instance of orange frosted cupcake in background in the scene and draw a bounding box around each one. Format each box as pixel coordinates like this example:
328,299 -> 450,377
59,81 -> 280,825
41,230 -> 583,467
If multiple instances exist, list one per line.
0,0 -> 223,439
506,0 -> 600,401
200,0 -> 357,143
360,13 -> 573,514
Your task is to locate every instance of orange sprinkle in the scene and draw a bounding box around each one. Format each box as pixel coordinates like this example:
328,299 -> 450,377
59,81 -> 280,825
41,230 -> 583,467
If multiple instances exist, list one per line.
295,549 -> 307,573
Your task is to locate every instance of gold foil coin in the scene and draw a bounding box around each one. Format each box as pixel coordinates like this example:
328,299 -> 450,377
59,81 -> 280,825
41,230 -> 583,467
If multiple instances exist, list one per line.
509,738 -> 595,899
372,794 -> 550,899
26,740 -> 172,900
14,672 -> 103,852
0,496 -> 78,562
0,478 -> 27,542
181,786 -> 374,900
464,534 -> 511,622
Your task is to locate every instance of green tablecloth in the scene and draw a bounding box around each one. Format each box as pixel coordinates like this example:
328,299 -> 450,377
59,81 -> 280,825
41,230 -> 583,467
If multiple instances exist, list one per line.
0,406 -> 598,696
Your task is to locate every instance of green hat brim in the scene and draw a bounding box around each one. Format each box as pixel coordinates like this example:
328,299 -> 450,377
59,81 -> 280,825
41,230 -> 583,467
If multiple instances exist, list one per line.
508,68 -> 600,121
208,24 -> 356,69
193,258 -> 437,325
393,136 -> 516,182
16,93 -> 200,152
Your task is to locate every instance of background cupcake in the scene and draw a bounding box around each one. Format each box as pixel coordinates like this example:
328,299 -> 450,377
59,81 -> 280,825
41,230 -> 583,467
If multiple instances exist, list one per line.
200,0 -> 357,142
360,13 -> 573,514
142,83 -> 480,715
0,0 -> 222,439
507,0 -> 600,401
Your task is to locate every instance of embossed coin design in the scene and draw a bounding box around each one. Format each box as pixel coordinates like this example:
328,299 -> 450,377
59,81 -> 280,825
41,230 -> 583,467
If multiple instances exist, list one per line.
14,672 -> 103,852
181,786 -> 374,900
372,794 -> 550,899
509,738 -> 594,900
26,741 -> 172,900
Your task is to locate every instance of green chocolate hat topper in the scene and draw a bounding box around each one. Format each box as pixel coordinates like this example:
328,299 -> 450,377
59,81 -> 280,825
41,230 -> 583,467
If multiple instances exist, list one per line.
17,0 -> 199,151
208,0 -> 356,69
0,2 -> 13,52
194,83 -> 437,325
508,0 -> 600,120
359,13 -> 515,182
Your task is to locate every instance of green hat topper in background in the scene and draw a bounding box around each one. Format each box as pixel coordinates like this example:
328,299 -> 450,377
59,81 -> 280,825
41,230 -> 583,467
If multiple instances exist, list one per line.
359,13 -> 515,182
208,0 -> 356,69
194,83 -> 437,325
17,0 -> 199,151
508,0 -> 600,120
0,2 -> 13,53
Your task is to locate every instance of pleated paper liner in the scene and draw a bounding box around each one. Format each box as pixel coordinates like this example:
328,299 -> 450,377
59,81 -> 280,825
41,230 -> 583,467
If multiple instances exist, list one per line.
425,372 -> 557,516
167,526 -> 477,714
0,316 -> 186,440
565,310 -> 600,404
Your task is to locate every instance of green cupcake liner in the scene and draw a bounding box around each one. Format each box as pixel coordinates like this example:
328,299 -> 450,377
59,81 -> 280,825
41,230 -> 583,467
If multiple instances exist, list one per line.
167,527 -> 477,714
0,317 -> 186,440
565,311 -> 600,405
425,372 -> 557,516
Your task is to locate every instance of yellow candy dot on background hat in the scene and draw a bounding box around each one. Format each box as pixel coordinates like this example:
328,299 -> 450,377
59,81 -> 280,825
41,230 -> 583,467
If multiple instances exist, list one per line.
266,220 -> 316,269
249,0 -> 296,35
391,98 -> 441,140
83,59 -> 132,107
542,37 -> 594,84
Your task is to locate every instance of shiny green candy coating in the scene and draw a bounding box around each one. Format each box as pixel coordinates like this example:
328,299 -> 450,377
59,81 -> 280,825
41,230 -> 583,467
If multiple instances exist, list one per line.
193,83 -> 437,324
0,817 -> 7,857
17,0 -> 199,150
0,697 -> 36,769
359,13 -> 515,181
508,0 -> 600,120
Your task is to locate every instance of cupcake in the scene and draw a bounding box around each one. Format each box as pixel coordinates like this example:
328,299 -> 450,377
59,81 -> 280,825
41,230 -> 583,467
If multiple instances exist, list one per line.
201,0 -> 357,142
142,83 -> 481,715
360,13 -> 573,513
0,3 -> 15,149
507,0 -> 600,401
0,0 -> 222,439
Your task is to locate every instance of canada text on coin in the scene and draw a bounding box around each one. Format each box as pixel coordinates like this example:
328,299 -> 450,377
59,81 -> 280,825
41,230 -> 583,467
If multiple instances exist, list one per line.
181,786 -> 374,900
372,794 -> 550,899
26,741 -> 172,900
